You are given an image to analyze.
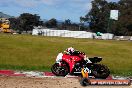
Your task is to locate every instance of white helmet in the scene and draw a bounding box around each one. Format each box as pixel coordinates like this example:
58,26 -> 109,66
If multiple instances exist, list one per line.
66,47 -> 75,54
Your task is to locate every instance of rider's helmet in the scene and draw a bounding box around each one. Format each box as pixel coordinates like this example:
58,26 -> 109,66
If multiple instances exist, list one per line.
65,47 -> 75,54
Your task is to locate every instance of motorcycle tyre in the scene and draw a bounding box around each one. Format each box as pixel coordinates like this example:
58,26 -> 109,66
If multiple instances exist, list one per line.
51,63 -> 69,76
92,64 -> 110,79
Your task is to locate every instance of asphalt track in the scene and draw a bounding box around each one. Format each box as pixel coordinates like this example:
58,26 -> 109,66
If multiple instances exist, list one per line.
0,70 -> 131,88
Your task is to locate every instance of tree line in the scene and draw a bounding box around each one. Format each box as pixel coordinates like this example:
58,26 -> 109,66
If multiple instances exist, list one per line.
81,0 -> 132,36
9,13 -> 89,34
9,0 -> 132,35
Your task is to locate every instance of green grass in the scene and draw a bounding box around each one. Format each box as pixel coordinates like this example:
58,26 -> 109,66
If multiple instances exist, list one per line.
0,34 -> 132,76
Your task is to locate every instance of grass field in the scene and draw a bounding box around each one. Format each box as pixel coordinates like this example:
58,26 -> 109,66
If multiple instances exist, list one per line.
0,34 -> 132,76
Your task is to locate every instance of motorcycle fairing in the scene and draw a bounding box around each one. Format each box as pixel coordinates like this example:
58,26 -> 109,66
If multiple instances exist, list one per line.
56,53 -> 63,63
62,54 -> 83,72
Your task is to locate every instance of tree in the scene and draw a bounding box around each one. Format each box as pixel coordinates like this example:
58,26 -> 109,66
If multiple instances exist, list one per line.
61,19 -> 71,30
64,19 -> 71,25
81,0 -> 120,33
45,18 -> 57,28
81,0 -> 132,35
83,0 -> 110,33
9,18 -> 20,31
19,13 -> 41,32
115,0 -> 132,35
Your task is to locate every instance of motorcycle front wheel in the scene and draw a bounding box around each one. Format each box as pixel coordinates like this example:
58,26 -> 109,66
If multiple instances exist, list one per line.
51,63 -> 69,76
91,64 -> 110,79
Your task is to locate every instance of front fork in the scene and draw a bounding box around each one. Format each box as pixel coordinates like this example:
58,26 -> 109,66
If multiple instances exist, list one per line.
56,61 -> 62,66
56,61 -> 67,68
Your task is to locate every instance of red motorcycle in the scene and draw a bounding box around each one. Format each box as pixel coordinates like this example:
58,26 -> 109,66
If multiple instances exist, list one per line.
51,51 -> 110,79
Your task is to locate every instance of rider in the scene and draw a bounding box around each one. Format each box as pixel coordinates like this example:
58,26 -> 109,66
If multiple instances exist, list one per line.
65,47 -> 75,55
65,47 -> 91,74
64,47 -> 86,59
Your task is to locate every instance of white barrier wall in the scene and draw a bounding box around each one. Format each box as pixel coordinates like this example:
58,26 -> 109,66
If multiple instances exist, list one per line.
61,31 -> 86,37
32,29 -> 39,35
32,28 -> 94,38
75,32 -> 94,38
130,37 -> 132,41
101,33 -> 114,40
32,28 -> 114,39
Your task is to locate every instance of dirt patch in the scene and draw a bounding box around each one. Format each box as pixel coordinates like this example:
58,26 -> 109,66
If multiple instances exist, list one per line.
0,76 -> 131,88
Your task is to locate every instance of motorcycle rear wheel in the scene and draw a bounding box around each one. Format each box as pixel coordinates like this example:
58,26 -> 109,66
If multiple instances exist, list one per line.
51,63 -> 69,76
92,64 -> 110,79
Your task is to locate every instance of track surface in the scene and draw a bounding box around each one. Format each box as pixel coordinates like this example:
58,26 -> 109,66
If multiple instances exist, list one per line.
0,76 -> 131,88
0,70 -> 131,88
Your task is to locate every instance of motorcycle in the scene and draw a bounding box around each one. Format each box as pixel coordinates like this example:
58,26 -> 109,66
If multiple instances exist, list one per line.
51,51 -> 110,79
